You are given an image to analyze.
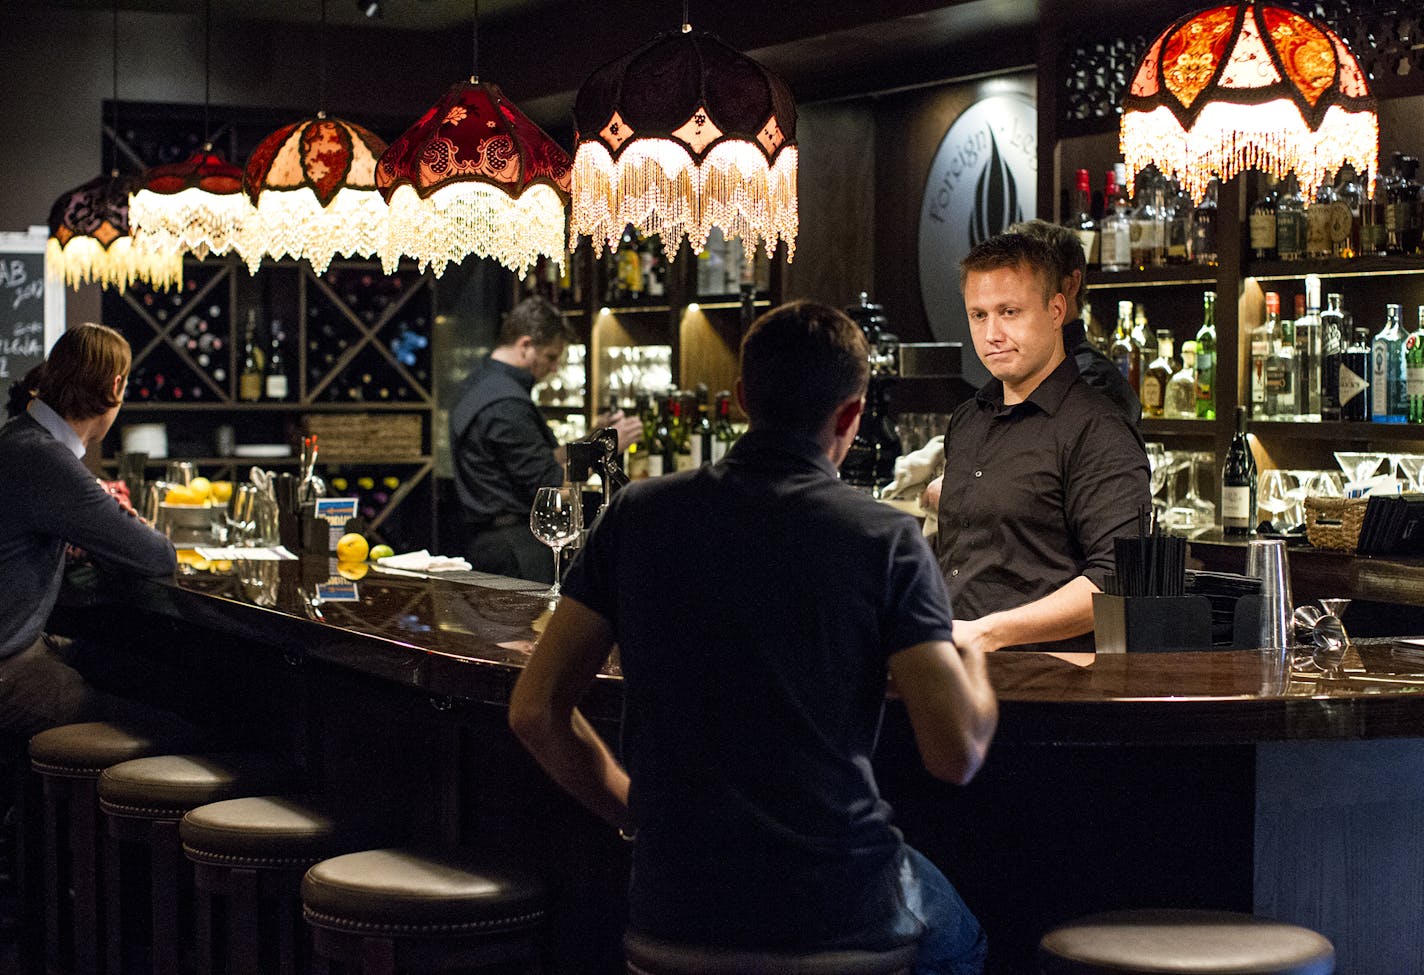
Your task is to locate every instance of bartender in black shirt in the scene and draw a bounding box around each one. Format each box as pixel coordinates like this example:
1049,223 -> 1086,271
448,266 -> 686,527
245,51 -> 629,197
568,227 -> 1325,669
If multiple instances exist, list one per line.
935,233 -> 1149,653
450,296 -> 639,581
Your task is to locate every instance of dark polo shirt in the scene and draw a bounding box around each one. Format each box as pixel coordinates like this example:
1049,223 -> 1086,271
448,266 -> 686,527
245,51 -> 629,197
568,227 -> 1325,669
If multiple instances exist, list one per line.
936,354 -> 1150,652
563,429 -> 954,950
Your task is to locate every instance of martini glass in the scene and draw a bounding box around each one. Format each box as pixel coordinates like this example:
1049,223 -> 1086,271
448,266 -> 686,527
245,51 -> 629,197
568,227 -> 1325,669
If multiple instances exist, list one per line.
1394,453 -> 1424,492
1333,451 -> 1388,495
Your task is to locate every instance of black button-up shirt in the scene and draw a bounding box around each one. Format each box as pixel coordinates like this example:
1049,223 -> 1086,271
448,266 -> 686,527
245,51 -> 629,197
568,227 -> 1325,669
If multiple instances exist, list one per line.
448,357 -> 563,524
935,354 -> 1150,652
1063,317 -> 1141,424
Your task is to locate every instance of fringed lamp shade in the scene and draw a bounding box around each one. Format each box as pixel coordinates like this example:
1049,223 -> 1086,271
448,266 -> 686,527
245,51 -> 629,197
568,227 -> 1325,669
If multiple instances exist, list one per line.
242,116 -> 389,275
47,174 -> 183,291
376,80 -> 571,278
1120,2 -> 1378,204
129,150 -> 251,259
570,26 -> 798,264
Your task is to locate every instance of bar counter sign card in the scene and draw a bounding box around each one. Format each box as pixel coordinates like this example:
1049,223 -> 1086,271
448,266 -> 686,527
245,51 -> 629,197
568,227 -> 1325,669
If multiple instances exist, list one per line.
314,498 -> 359,550
316,578 -> 359,602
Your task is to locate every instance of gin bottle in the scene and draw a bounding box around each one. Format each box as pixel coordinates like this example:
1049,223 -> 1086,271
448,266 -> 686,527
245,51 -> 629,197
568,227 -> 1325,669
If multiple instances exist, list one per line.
1373,303 -> 1408,423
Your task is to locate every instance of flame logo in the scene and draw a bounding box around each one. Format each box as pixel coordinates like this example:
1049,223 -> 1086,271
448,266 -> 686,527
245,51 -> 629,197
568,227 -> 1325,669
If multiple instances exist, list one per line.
970,129 -> 1023,246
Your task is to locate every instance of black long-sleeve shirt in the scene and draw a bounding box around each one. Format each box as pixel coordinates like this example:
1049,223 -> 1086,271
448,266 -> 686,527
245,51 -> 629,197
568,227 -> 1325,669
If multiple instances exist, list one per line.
1063,317 -> 1141,425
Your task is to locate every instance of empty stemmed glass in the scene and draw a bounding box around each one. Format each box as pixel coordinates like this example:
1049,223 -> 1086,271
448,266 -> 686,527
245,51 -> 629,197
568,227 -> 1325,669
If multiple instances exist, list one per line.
1257,469 -> 1295,532
1333,451 -> 1389,495
530,486 -> 582,598
1393,453 -> 1424,492
1145,443 -> 1169,516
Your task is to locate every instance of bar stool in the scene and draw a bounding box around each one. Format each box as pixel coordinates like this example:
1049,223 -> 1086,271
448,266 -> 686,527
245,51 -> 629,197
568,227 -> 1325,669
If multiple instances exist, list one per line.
622,933 -> 919,975
301,848 -> 547,974
180,795 -> 392,975
98,753 -> 300,975
28,720 -> 198,975
1038,909 -> 1335,975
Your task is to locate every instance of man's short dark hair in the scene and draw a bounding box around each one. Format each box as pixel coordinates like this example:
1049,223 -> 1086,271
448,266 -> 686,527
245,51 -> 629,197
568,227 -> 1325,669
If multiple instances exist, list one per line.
739,301 -> 869,437
36,322 -> 131,421
1009,218 -> 1084,286
498,295 -> 577,348
958,232 -> 1060,305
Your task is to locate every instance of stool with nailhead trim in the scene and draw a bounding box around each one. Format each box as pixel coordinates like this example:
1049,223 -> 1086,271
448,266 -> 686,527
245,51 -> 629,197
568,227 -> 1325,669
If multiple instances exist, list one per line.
28,721 -> 198,975
301,848 -> 547,975
179,795 -> 391,975
1037,909 -> 1335,975
621,933 -> 919,975
98,753 -> 300,975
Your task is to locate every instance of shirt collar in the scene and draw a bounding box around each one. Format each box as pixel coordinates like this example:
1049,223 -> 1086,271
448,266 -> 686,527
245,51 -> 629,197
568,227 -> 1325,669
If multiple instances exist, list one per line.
974,354 -> 1080,418
726,428 -> 840,479
29,399 -> 86,459
485,355 -> 537,393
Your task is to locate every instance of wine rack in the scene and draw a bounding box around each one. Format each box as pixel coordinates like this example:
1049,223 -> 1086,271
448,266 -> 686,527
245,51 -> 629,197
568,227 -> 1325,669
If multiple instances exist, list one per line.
103,255 -> 439,553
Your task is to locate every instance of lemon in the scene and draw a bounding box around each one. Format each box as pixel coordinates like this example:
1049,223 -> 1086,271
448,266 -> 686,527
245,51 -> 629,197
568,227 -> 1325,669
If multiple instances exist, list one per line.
164,485 -> 200,505
188,476 -> 211,502
369,544 -> 395,561
336,561 -> 369,581
209,480 -> 233,503
335,532 -> 369,563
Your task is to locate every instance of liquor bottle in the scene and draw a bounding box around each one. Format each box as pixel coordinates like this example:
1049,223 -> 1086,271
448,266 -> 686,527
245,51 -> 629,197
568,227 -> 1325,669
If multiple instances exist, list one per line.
1194,290 -> 1217,419
1109,300 -> 1139,393
1189,178 -> 1218,266
626,392 -> 655,479
688,384 -> 714,466
265,322 -> 289,401
1131,304 -> 1153,390
1403,157 -> 1423,254
1408,306 -> 1424,424
1249,294 -> 1274,418
1341,328 -> 1372,421
239,311 -> 264,403
1385,153 -> 1411,255
1249,177 -> 1278,261
1372,303 -> 1408,423
1294,276 -> 1322,421
1129,169 -> 1165,270
1221,407 -> 1257,537
1307,179 -> 1352,259
1069,168 -> 1098,267
1165,340 -> 1197,418
1141,329 -> 1174,418
1164,179 -> 1191,265
1274,175 -> 1306,261
711,390 -> 737,461
1320,293 -> 1347,421
1264,292 -> 1295,419
1099,165 -> 1132,273
1360,170 -> 1389,258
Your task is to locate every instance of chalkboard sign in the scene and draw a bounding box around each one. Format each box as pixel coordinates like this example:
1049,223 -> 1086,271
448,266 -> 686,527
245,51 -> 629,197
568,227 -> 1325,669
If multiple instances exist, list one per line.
0,231 -> 65,388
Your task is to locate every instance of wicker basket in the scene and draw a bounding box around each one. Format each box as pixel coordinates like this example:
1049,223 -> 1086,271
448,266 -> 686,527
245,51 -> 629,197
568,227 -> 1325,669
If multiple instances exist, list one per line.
304,413 -> 423,462
1304,495 -> 1369,551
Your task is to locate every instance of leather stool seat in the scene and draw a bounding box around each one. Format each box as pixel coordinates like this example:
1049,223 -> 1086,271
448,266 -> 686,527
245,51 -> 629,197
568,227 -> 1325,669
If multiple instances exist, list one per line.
28,720 -> 199,975
99,754 -> 300,975
1038,909 -> 1336,975
180,795 -> 393,975
302,848 -> 546,974
623,932 -> 919,975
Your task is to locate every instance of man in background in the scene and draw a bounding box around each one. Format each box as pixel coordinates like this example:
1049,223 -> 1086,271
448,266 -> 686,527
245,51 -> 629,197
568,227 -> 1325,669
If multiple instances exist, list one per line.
511,301 -> 997,973
450,296 -> 639,581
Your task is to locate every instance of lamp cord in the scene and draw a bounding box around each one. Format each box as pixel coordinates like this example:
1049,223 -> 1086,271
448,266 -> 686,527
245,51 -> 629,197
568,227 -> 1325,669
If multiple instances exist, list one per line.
202,0 -> 211,148
682,0 -> 689,31
109,0 -> 118,176
471,0 -> 479,82
319,0 -> 327,116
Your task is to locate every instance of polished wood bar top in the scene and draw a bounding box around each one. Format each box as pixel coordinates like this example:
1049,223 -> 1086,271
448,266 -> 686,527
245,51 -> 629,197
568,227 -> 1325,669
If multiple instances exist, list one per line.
101,555 -> 1424,745
1189,532 -> 1424,608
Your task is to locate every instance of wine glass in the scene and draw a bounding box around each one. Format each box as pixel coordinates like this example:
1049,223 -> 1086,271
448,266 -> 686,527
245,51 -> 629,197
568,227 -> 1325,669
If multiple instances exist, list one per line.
1257,469 -> 1295,532
530,486 -> 582,597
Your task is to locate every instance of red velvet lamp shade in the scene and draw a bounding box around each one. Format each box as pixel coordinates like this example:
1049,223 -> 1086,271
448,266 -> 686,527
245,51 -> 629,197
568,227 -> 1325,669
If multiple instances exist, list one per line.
129,149 -> 252,259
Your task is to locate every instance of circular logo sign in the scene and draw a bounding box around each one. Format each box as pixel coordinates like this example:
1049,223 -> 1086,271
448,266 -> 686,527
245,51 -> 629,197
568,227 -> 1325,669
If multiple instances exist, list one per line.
918,91 -> 1037,387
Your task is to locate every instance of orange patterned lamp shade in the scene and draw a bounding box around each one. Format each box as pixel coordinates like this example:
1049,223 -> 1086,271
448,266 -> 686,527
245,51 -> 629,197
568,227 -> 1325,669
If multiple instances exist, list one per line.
242,115 -> 389,275
570,25 -> 798,266
376,80 -> 571,278
47,173 -> 183,291
1120,3 -> 1378,203
129,150 -> 252,259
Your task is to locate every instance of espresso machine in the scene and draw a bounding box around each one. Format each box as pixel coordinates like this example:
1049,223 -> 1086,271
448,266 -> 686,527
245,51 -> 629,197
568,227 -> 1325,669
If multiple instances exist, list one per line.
838,293 -> 902,492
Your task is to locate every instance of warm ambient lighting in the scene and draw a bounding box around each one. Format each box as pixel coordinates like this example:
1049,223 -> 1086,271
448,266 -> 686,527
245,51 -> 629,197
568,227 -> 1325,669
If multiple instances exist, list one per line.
129,149 -> 252,259
1120,2 -> 1378,203
241,115 -> 389,274
570,24 -> 798,268
48,174 -> 184,292
376,79 -> 571,277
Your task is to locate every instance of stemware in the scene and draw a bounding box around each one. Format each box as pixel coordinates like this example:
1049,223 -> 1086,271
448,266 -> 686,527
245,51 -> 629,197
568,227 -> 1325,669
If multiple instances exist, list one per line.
530,486 -> 582,598
1393,453 -> 1424,492
1257,469 -> 1296,531
1145,442 -> 1169,515
1333,451 -> 1388,495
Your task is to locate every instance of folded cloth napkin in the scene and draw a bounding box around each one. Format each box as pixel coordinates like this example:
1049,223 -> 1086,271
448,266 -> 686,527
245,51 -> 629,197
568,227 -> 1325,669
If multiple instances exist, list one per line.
376,549 -> 473,572
879,436 -> 944,540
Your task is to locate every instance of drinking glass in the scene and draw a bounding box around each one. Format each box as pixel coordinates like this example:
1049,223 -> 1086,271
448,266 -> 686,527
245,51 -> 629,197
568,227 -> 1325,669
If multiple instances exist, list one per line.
530,486 -> 582,597
1333,451 -> 1388,494
1145,442 -> 1168,516
1393,453 -> 1424,492
1257,469 -> 1295,531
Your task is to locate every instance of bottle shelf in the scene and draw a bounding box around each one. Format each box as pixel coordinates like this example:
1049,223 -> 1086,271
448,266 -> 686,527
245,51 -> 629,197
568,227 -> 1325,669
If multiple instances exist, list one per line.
1249,420 -> 1424,442
1140,418 -> 1219,436
1244,255 -> 1424,282
1085,266 -> 1219,288
118,402 -> 432,413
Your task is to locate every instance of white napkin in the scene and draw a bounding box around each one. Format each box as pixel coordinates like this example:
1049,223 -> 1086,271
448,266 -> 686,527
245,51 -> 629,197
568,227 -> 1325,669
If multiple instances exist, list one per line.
376,549 -> 473,572
882,436 -> 945,501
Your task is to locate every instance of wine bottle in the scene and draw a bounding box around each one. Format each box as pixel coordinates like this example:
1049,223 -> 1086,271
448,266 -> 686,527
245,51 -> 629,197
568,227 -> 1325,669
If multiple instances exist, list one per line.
711,391 -> 736,462
1221,407 -> 1257,536
646,394 -> 670,478
1249,177 -> 1278,261
669,394 -> 694,472
1372,303 -> 1408,423
1407,306 -> 1424,424
239,311 -> 264,403
1069,168 -> 1098,267
690,384 -> 713,467
265,322 -> 289,400
1099,166 -> 1131,273
1193,290 -> 1217,419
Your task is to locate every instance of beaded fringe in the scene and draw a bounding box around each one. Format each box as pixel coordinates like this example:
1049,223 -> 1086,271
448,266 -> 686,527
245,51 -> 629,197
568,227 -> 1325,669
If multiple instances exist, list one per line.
46,235 -> 183,292
129,188 -> 250,261
382,182 -> 566,279
243,188 -> 388,275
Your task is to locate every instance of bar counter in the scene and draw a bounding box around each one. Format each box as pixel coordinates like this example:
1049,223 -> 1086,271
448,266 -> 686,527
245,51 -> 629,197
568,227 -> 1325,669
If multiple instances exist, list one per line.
62,558 -> 1424,975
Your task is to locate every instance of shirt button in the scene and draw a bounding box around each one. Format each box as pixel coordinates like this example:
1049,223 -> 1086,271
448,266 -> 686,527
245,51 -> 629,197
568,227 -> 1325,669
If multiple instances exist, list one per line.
974,470 -> 983,478
951,568 -> 960,577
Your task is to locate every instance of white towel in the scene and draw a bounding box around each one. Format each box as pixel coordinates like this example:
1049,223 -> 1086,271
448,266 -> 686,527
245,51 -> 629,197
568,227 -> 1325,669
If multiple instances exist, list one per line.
880,436 -> 944,540
376,549 -> 473,572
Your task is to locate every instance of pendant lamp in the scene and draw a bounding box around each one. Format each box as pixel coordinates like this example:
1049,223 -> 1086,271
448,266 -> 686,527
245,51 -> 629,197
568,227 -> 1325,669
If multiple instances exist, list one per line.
376,2 -> 571,278
1120,2 -> 1378,203
46,0 -> 182,291
241,1 -> 389,275
569,18 -> 798,265
129,0 -> 251,260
